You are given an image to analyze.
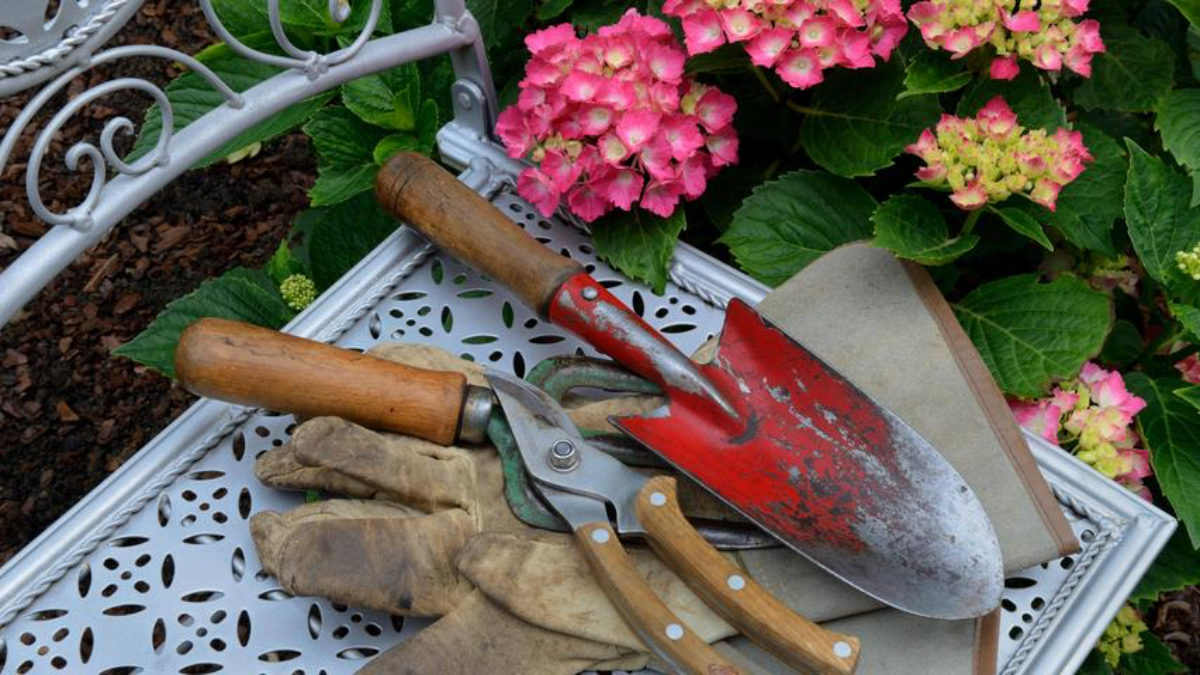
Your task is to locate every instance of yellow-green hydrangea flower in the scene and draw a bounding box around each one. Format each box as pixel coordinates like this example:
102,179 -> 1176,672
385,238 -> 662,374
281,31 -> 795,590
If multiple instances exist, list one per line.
280,274 -> 317,312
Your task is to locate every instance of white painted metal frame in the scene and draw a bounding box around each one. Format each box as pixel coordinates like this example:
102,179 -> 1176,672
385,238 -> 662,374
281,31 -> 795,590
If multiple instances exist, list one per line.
0,2 -> 1179,673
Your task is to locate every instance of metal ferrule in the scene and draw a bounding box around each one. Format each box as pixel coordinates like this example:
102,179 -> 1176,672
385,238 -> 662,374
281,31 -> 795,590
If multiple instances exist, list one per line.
457,384 -> 494,445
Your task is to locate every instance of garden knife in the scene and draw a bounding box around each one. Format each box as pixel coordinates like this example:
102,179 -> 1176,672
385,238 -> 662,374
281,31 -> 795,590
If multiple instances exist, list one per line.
375,152 -> 1005,621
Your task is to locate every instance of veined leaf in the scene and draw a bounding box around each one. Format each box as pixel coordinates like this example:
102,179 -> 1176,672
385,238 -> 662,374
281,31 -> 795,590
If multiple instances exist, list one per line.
1127,373 -> 1200,547
469,0 -> 534,54
1171,302 -> 1200,341
342,62 -> 440,135
1120,632 -> 1188,674
305,193 -> 400,291
304,106 -> 392,206
799,60 -> 941,177
1176,385 -> 1200,412
899,50 -> 973,99
1032,124 -> 1126,256
957,69 -> 1067,131
720,170 -> 877,286
1125,140 -> 1200,303
1074,25 -> 1175,113
993,206 -> 1054,251
112,269 -> 295,378
537,0 -> 575,20
1156,88 -> 1200,207
952,274 -> 1112,397
1167,0 -> 1200,28
871,194 -> 979,265
592,209 -> 687,294
1132,528 -> 1200,604
266,239 -> 307,286
130,40 -> 335,168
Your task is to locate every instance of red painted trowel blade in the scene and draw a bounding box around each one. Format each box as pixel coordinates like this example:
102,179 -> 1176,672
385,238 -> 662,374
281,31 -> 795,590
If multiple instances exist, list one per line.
613,299 -> 1003,620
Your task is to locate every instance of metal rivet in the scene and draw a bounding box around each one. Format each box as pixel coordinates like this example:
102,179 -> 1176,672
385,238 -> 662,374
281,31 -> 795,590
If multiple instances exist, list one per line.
581,286 -> 599,301
665,624 -> 684,641
834,641 -> 853,658
727,574 -> 745,591
591,529 -> 610,544
649,492 -> 666,507
549,440 -> 579,471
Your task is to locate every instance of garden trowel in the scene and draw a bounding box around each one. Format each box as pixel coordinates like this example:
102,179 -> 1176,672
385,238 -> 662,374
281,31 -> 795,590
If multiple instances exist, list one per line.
375,152 -> 1004,621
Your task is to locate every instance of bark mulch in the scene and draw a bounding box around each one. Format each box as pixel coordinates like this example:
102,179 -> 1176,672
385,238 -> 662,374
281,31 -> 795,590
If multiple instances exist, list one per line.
0,1 -> 314,565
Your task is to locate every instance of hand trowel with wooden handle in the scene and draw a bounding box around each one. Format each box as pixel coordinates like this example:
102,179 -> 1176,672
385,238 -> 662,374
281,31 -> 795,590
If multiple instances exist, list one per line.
374,152 -> 1004,622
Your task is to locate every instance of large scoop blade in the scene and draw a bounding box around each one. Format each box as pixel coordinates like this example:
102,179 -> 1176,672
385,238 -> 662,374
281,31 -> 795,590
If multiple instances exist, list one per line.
613,298 -> 1004,620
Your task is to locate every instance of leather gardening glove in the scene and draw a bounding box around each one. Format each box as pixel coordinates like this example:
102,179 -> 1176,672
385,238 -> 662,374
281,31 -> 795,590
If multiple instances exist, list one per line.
248,344 -> 739,674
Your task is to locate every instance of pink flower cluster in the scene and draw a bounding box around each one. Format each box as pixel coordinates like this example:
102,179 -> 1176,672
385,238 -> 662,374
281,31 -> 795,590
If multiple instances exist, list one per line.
1176,354 -> 1200,384
662,0 -> 908,90
1011,362 -> 1152,500
495,11 -> 739,222
906,96 -> 1093,211
908,0 -> 1104,80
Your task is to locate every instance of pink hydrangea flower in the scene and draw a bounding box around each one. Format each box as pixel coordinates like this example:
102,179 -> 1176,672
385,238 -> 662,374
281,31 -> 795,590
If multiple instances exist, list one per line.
498,11 -> 738,222
908,0 -> 1105,80
906,96 -> 1093,211
1176,353 -> 1200,385
1013,361 -> 1153,499
665,0 -> 908,90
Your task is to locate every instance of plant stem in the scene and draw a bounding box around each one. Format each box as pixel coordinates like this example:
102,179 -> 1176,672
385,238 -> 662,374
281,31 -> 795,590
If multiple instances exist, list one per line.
961,209 -> 983,236
750,65 -> 780,103
786,101 -> 820,116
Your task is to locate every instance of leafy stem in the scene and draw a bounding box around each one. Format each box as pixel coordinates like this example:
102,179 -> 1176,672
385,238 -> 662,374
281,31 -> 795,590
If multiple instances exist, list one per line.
750,65 -> 780,104
961,208 -> 983,237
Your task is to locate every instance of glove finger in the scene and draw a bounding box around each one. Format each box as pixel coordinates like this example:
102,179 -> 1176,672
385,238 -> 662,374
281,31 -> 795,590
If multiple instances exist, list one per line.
356,590 -> 633,675
279,416 -> 481,513
250,505 -> 474,617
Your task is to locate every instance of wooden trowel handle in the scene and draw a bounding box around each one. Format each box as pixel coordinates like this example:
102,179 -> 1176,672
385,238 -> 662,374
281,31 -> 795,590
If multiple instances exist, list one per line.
375,152 -> 584,316
175,318 -> 470,446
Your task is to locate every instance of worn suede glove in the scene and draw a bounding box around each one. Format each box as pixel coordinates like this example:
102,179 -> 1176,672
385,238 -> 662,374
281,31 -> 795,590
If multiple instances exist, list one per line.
248,343 -> 737,675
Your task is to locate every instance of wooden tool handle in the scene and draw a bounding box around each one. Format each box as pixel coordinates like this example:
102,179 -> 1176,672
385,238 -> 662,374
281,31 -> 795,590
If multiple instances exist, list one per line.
375,152 -> 584,315
575,522 -> 743,675
175,318 -> 469,446
636,476 -> 861,675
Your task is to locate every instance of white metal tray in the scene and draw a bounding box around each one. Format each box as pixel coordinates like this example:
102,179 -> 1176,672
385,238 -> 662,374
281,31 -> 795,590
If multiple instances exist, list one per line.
0,153 -> 1177,674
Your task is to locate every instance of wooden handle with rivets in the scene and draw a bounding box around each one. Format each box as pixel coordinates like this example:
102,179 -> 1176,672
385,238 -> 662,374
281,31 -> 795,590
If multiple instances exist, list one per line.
636,476 -> 861,675
175,318 -> 470,446
575,522 -> 743,675
375,152 -> 584,316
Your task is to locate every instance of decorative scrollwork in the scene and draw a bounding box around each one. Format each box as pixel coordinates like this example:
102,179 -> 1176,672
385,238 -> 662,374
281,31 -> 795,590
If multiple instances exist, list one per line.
200,0 -> 383,80
0,0 -> 137,80
0,45 -> 243,231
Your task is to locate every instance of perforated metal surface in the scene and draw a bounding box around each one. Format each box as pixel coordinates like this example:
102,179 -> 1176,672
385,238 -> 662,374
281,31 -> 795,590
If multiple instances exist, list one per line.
0,189 -> 1175,674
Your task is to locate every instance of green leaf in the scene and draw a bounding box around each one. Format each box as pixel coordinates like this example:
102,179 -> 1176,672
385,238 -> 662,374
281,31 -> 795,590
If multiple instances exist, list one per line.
1171,301 -> 1200,341
207,0 -> 271,41
112,269 -> 295,378
1131,528 -> 1200,603
1176,385 -> 1200,411
870,195 -> 979,265
591,209 -> 687,294
685,44 -> 750,75
957,69 -> 1067,131
537,0 -> 574,20
1031,124 -> 1127,256
130,40 -> 335,168
952,274 -> 1112,397
342,63 -> 427,131
799,60 -> 941,177
1074,26 -> 1175,113
1119,632 -> 1187,674
276,0 -> 391,35
1100,319 -> 1144,365
469,0 -> 534,54
719,170 -> 878,286
373,133 -> 423,165
1127,372 -> 1200,547
1156,89 -> 1200,207
1167,0 -> 1200,27
1078,650 -> 1115,675
900,50 -> 973,100
993,206 -> 1054,251
266,239 -> 307,286
1124,140 -> 1200,301
305,193 -> 400,291
304,106 -> 392,207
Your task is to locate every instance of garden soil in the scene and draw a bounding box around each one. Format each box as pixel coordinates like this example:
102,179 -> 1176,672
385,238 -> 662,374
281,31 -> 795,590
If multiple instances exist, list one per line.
0,2 -> 313,565
0,3 -> 1196,669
